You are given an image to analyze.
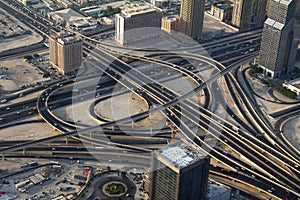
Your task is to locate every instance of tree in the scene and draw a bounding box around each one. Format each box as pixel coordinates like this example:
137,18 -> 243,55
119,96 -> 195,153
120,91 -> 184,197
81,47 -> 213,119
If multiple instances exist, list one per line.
24,55 -> 33,60
162,1 -> 169,7
43,71 -> 50,78
104,6 -> 121,17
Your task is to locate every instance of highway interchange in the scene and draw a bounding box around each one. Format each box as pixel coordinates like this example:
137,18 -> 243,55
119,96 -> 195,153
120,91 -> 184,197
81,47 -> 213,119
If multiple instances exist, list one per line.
0,0 -> 300,199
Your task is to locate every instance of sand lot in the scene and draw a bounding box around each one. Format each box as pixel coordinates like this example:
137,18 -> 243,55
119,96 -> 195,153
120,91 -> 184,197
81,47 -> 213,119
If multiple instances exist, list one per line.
0,58 -> 48,92
0,7 -> 43,53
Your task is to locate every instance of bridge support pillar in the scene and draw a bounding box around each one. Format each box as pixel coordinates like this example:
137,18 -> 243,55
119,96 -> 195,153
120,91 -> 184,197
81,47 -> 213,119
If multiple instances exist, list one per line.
65,138 -> 68,145
1,153 -> 4,161
170,125 -> 177,139
200,89 -> 204,96
23,148 -> 25,155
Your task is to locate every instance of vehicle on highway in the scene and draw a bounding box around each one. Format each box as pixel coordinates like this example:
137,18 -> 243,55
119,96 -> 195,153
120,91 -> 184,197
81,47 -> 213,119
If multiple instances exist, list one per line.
0,99 -> 7,104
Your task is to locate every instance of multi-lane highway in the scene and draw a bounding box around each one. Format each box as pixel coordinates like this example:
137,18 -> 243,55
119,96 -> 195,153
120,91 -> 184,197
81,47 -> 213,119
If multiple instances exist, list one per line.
0,0 -> 299,199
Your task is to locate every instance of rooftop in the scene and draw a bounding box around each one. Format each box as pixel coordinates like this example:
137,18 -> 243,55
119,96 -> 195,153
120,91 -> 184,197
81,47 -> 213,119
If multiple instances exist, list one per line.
212,1 -> 233,9
279,0 -> 292,6
49,9 -> 85,23
207,179 -> 231,199
284,78 -> 300,89
57,36 -> 81,44
265,18 -> 276,26
120,2 -> 159,17
163,15 -> 178,21
29,174 -> 45,185
157,140 -> 205,168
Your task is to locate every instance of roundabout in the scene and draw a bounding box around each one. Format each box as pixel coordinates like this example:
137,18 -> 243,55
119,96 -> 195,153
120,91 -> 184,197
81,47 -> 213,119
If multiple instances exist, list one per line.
89,173 -> 136,200
103,181 -> 127,197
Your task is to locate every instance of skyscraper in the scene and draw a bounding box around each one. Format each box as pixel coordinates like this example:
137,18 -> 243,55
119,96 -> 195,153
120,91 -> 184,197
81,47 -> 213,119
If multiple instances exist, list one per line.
149,140 -> 210,200
178,0 -> 205,40
258,0 -> 300,79
231,0 -> 268,30
49,31 -> 82,75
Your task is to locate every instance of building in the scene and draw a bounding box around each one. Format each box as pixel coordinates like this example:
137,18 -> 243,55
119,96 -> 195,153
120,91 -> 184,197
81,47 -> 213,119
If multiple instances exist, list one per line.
48,9 -> 84,26
18,0 -> 39,6
210,1 -> 233,23
48,9 -> 98,31
150,0 -> 169,7
231,0 -> 268,30
265,0 -> 272,15
49,32 -> 82,75
178,0 -> 205,40
149,140 -> 210,200
258,0 -> 300,80
207,179 -> 232,200
115,2 -> 162,45
282,78 -> 300,99
161,15 -> 179,33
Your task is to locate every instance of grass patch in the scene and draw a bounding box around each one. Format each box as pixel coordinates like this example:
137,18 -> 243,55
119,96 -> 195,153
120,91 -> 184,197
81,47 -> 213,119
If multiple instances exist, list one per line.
105,183 -> 125,195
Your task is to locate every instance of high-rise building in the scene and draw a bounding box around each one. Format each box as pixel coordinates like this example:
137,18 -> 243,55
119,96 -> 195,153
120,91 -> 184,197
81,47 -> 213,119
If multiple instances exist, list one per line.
115,2 -> 162,45
178,0 -> 205,40
258,0 -> 300,79
49,31 -> 82,75
149,140 -> 210,200
265,0 -> 272,16
231,0 -> 268,30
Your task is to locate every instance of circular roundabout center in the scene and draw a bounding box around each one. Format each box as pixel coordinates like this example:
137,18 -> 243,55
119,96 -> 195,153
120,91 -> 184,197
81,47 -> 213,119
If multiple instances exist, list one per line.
102,181 -> 127,197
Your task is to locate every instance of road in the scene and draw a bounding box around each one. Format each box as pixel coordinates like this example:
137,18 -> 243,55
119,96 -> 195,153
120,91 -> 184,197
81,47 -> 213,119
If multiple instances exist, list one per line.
0,0 -> 299,199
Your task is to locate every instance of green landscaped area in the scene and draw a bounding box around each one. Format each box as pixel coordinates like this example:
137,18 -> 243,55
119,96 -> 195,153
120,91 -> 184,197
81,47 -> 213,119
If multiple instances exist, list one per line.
105,182 -> 126,195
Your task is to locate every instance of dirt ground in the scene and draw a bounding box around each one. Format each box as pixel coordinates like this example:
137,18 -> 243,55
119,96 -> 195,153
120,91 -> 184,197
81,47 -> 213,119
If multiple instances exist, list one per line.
0,58 -> 48,92
0,116 -> 58,141
0,7 -> 43,53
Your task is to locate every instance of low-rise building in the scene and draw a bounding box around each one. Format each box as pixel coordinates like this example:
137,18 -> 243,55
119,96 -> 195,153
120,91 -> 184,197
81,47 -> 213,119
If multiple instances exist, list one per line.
283,78 -> 300,99
69,18 -> 98,31
150,0 -> 169,7
161,15 -> 179,33
207,179 -> 232,200
48,9 -> 98,31
210,1 -> 233,23
18,0 -> 40,6
55,0 -> 73,8
29,174 -> 45,185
